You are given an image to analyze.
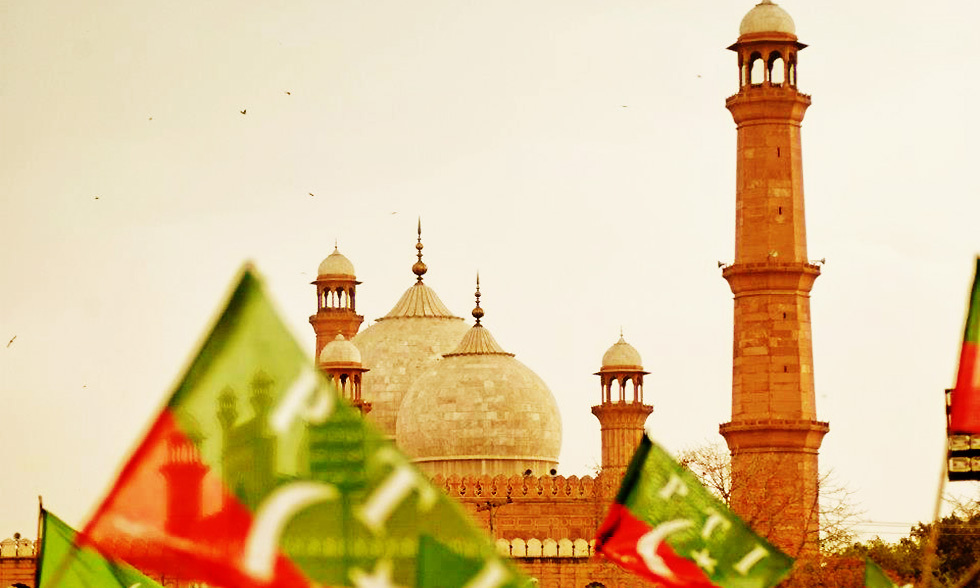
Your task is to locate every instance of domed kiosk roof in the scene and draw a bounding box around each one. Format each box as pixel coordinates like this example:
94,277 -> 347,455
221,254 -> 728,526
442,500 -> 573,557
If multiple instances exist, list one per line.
352,226 -> 468,438
318,333 -> 362,365
317,246 -> 356,277
395,281 -> 561,477
739,0 -> 795,36
601,334 -> 644,370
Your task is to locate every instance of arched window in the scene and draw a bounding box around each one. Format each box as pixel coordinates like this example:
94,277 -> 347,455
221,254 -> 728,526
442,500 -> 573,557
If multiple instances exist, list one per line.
610,378 -> 622,403
749,52 -> 764,85
586,583 -> 606,588
769,52 -> 785,85
788,59 -> 797,86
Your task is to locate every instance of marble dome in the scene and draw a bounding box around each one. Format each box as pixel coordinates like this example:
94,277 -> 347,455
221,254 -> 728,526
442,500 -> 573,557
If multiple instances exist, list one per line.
739,0 -> 795,36
396,317 -> 562,477
353,282 -> 468,438
317,247 -> 356,277
601,335 -> 644,370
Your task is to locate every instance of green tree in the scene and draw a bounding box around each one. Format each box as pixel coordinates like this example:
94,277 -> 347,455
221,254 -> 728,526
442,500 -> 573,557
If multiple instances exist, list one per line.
841,508 -> 980,588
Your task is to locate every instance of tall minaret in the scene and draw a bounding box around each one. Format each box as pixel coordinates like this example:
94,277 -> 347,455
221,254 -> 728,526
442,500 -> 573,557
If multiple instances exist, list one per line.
310,245 -> 364,359
591,333 -> 652,484
718,0 -> 829,558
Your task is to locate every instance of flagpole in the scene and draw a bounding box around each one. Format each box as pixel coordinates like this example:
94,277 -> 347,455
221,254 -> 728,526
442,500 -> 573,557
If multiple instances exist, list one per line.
916,441 -> 948,588
33,496 -> 44,588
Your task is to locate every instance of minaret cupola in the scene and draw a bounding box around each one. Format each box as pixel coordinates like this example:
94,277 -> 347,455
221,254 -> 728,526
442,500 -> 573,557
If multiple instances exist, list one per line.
309,244 -> 364,359
732,0 -> 804,92
591,332 -> 652,484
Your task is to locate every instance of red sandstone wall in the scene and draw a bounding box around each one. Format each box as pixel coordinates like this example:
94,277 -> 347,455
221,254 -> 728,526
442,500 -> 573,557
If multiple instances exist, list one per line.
0,557 -> 35,588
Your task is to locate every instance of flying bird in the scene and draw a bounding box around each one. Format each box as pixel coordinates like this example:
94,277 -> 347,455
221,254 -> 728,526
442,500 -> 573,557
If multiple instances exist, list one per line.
240,109 -> 247,115
309,192 -> 314,197
6,335 -> 15,348
285,91 -> 291,95
94,196 -> 100,200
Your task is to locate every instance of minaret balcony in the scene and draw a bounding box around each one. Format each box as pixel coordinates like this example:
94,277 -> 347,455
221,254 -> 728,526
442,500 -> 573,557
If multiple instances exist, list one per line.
726,88 -> 810,125
722,261 -> 820,295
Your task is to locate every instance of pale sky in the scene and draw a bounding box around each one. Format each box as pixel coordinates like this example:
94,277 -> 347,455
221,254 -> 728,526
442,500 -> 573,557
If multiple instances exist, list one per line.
2,0 -> 979,544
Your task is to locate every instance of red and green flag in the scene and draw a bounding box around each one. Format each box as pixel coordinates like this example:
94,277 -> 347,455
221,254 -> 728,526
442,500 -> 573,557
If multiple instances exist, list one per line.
76,266 -> 531,588
950,257 -> 980,433
595,435 -> 793,588
36,509 -> 163,588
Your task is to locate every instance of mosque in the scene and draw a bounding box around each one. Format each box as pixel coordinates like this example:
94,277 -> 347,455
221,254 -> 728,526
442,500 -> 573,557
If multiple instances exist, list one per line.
1,1 -> 826,586
313,0 -> 827,580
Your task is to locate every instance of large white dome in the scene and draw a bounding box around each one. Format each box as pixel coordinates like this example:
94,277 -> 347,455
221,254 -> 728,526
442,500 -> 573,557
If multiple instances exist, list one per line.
396,323 -> 561,477
353,282 -> 468,438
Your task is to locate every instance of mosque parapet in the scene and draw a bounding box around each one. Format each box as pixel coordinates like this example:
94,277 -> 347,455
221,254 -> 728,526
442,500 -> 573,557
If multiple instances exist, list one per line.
496,537 -> 596,558
0,536 -> 35,558
431,473 -> 599,501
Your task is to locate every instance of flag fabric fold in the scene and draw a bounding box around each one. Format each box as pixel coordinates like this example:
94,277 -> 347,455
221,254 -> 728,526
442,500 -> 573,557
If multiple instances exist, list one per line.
77,265 -> 530,588
595,435 -> 793,588
950,257 -> 980,434
36,509 -> 163,588
863,557 -> 905,588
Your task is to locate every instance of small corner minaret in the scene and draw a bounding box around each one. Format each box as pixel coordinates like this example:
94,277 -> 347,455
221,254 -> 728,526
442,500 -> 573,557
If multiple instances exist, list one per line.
591,332 -> 652,483
319,333 -> 371,415
160,422 -> 206,535
719,0 -> 829,558
310,243 -> 364,359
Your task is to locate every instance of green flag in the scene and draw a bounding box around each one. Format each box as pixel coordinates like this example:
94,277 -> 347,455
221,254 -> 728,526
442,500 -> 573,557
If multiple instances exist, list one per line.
595,435 -> 794,588
36,509 -> 163,588
78,265 -> 530,588
864,558 -> 908,588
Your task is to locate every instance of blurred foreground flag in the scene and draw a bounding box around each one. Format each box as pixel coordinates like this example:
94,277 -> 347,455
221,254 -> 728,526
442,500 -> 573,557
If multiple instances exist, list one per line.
863,557 -> 908,588
594,435 -> 793,588
78,266 -> 530,588
950,258 -> 980,433
36,509 -> 162,588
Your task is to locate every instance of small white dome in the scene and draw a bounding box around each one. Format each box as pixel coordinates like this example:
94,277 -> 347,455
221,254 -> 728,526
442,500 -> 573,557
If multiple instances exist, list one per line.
601,335 -> 643,369
317,247 -> 356,277
739,0 -> 796,36
319,333 -> 362,365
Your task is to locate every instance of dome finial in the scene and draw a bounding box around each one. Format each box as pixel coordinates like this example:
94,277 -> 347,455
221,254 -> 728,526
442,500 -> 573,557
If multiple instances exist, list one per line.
412,217 -> 427,282
472,272 -> 484,324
